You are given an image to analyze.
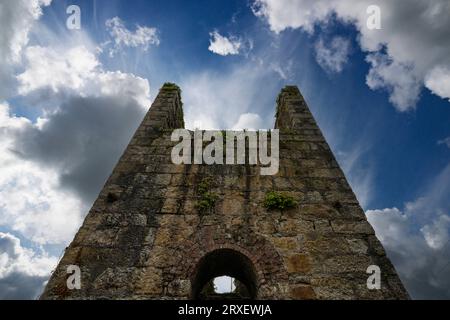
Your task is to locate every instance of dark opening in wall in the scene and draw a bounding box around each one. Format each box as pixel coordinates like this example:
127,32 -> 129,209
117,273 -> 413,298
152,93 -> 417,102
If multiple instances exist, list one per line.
191,249 -> 258,300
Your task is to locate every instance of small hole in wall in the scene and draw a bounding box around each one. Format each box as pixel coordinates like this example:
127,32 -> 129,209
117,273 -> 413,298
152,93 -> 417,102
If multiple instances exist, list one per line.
333,201 -> 342,212
106,192 -> 119,203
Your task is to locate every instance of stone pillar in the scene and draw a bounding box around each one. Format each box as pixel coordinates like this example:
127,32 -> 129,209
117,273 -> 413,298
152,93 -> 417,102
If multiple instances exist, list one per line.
40,83 -> 185,299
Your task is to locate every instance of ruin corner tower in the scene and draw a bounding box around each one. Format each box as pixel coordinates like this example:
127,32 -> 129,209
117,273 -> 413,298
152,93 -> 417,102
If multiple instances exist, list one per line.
41,83 -> 409,300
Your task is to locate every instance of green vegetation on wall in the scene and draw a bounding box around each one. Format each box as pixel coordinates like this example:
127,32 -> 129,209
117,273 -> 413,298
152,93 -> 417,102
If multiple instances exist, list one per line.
263,191 -> 297,211
196,178 -> 219,213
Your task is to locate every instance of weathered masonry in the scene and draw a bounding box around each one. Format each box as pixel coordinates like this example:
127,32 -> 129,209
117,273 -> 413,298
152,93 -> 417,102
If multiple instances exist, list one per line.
41,83 -> 409,299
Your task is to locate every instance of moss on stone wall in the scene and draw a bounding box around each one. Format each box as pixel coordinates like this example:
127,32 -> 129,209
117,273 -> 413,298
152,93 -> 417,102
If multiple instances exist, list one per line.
196,178 -> 218,214
263,191 -> 297,211
161,82 -> 181,91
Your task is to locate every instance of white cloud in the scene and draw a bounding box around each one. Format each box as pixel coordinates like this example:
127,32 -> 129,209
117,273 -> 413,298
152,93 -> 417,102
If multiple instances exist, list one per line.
365,53 -> 422,111
366,163 -> 450,298
366,208 -> 415,254
0,0 -> 52,99
0,4 -> 153,301
0,232 -> 57,299
252,0 -> 450,111
105,16 -> 159,56
367,207 -> 450,298
0,232 -> 56,278
208,31 -> 242,56
17,45 -> 151,108
438,137 -> 450,149
252,0 -> 331,34
421,215 -> 450,250
182,63 -> 281,130
0,103 -> 85,244
314,36 -> 351,73
95,71 -> 152,108
1,43 -> 151,244
17,46 -> 100,95
0,0 -> 51,63
0,0 -> 164,300
425,66 -> 450,103
232,113 -> 264,130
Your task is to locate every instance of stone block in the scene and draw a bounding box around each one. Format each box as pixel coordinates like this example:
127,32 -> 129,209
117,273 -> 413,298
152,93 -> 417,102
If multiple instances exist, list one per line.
286,254 -> 312,273
290,285 -> 316,299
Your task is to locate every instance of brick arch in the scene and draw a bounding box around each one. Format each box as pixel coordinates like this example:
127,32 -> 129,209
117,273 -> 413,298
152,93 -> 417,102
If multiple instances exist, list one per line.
174,225 -> 288,298
190,247 -> 258,299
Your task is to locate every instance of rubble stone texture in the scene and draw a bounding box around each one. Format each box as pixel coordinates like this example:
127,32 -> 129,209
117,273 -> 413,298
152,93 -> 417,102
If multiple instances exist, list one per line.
40,84 -> 409,300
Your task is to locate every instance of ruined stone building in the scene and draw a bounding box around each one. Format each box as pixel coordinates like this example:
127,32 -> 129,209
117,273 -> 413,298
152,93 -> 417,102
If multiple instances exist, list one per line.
41,84 -> 409,299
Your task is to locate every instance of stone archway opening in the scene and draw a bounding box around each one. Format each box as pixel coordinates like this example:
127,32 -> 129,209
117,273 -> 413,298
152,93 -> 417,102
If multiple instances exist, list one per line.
191,248 -> 258,300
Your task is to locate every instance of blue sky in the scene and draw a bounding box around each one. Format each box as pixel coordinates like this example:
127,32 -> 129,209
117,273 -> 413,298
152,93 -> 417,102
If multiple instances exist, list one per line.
1,0 -> 450,299
42,0 -> 450,208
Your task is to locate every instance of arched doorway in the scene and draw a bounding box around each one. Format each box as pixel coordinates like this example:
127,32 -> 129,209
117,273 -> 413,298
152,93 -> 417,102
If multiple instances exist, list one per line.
191,248 -> 258,300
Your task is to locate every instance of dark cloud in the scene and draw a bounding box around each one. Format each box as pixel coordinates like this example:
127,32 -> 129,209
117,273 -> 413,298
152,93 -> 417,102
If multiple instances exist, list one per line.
367,164 -> 450,299
0,272 -> 48,300
12,95 -> 146,204
369,209 -> 450,299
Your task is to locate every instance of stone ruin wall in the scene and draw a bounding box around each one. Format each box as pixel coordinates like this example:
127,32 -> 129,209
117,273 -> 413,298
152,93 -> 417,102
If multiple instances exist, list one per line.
41,84 -> 409,300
